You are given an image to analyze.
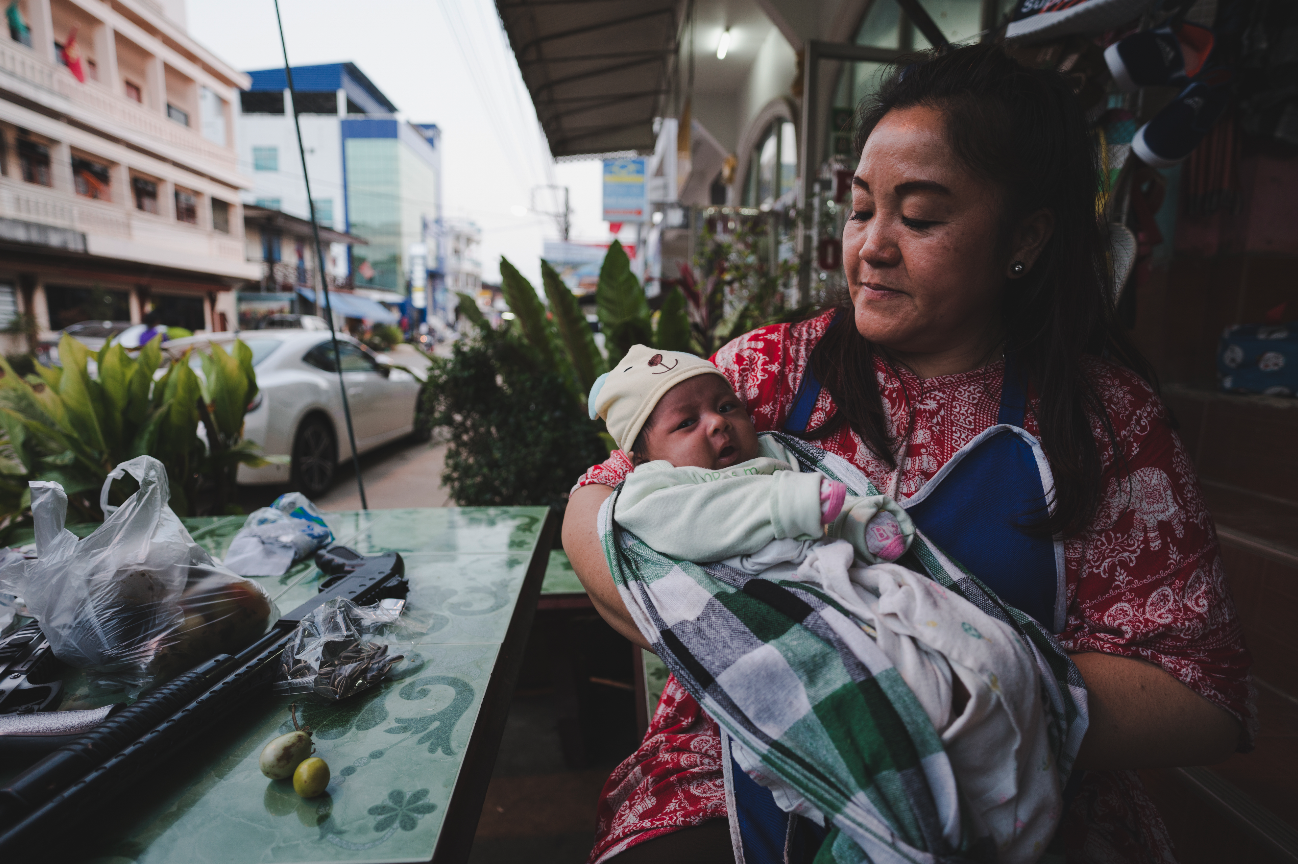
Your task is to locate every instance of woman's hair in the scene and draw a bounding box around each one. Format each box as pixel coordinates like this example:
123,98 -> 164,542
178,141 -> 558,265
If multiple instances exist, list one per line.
805,43 -> 1154,537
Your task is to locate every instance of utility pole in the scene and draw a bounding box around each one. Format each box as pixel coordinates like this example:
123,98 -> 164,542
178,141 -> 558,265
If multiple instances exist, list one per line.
531,185 -> 570,241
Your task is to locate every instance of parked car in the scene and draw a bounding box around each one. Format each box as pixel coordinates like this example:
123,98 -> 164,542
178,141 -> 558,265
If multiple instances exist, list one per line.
160,330 -> 426,496
38,320 -> 133,366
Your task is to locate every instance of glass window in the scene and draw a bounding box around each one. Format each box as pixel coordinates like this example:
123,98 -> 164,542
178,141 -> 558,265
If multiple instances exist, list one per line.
918,0 -> 985,46
132,176 -> 158,213
255,197 -> 281,210
779,122 -> 798,200
242,338 -> 281,366
72,156 -> 111,201
211,199 -> 230,233
856,0 -> 902,48
199,86 -> 226,145
263,232 -> 281,262
8,1 -> 32,46
175,187 -> 198,224
337,343 -> 379,372
150,294 -> 206,331
303,342 -> 379,373
757,126 -> 777,209
0,283 -> 17,331
293,92 -> 337,114
17,138 -> 50,186
312,198 -> 333,227
252,146 -> 278,172
167,103 -> 189,126
240,91 -> 284,114
44,285 -> 130,331
124,80 -> 142,103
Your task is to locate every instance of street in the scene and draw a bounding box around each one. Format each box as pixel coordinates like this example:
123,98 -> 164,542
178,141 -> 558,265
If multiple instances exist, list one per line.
235,436 -> 451,513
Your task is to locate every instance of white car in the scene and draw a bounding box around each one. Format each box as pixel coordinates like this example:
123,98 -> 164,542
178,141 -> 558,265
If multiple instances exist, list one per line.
160,330 -> 426,496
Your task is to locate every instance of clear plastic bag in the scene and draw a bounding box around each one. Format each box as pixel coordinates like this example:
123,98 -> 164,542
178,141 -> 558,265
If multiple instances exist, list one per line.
223,493 -> 333,577
0,456 -> 279,685
273,597 -> 405,702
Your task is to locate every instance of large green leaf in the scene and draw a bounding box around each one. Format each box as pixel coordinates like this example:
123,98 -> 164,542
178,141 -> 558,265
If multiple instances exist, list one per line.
98,343 -> 132,416
596,240 -> 652,367
128,337 -> 162,425
159,358 -> 201,459
499,257 -> 557,370
654,286 -> 694,354
456,293 -> 489,331
32,362 -> 61,392
201,342 -> 248,442
53,334 -> 107,454
541,259 -> 605,395
232,339 -> 258,407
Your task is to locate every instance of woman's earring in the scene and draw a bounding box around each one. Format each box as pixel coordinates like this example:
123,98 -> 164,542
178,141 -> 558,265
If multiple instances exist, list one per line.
1010,261 -> 1026,276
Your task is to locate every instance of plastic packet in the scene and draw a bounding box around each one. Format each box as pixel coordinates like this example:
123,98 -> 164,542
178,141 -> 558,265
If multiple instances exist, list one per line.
273,597 -> 405,701
0,457 -> 279,686
223,493 -> 334,578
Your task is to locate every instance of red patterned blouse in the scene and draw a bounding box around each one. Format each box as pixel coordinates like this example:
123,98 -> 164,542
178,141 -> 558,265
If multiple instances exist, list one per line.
580,310 -> 1254,864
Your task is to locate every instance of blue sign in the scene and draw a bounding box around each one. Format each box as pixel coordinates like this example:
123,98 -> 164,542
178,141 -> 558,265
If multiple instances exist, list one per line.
602,158 -> 646,222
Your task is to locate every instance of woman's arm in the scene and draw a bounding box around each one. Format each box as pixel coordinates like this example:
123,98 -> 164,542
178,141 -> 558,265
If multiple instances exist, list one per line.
1071,651 -> 1242,771
562,483 -> 651,650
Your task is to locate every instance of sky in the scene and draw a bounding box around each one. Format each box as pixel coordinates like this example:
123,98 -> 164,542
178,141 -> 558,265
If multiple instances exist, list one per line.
185,0 -> 623,286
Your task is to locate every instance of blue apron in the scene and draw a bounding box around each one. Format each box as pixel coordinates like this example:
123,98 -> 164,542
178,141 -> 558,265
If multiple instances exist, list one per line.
724,351 -> 1064,864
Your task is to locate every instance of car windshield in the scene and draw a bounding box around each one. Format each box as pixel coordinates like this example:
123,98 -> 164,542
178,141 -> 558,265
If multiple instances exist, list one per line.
183,338 -> 283,369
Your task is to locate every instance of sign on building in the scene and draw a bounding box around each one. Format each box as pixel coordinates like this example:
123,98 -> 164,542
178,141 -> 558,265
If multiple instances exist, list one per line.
602,158 -> 646,222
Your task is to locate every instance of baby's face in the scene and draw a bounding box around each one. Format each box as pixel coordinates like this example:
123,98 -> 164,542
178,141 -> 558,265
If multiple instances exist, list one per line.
641,374 -> 760,470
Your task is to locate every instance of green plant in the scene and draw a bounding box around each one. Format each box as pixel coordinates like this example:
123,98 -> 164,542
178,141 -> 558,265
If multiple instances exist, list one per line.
0,334 -> 270,520
420,322 -> 607,512
364,323 -> 403,352
674,212 -> 806,357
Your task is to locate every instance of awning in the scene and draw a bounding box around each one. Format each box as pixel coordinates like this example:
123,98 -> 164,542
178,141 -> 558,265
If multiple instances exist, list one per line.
496,0 -> 681,158
297,288 -> 400,324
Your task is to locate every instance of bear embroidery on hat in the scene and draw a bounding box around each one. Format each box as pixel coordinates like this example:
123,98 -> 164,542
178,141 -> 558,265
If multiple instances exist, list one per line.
648,353 -> 677,373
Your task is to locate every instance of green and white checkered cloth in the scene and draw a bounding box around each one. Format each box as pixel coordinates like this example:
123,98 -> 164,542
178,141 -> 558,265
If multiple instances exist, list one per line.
600,432 -> 1088,863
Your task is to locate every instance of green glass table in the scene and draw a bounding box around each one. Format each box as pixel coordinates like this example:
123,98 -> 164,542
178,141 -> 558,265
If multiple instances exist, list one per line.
10,506 -> 557,864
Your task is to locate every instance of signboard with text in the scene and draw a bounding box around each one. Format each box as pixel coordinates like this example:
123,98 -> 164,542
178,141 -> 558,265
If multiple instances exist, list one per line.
602,158 -> 646,222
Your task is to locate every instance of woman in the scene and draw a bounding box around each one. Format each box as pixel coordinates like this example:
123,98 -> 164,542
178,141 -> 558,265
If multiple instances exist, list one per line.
564,44 -> 1252,863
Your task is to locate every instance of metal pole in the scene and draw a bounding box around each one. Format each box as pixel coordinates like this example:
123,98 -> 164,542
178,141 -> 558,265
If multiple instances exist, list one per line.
273,0 -> 368,510
798,40 -> 819,307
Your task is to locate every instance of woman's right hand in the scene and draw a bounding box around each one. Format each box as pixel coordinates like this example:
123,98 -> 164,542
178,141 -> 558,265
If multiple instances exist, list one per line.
563,483 -> 652,650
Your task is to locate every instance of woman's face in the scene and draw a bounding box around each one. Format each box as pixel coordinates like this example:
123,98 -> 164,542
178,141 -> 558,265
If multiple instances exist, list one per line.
843,104 -> 1014,375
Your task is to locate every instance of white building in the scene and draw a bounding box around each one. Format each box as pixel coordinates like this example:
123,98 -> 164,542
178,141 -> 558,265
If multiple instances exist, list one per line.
434,218 -> 481,322
0,0 -> 258,341
235,63 -> 442,306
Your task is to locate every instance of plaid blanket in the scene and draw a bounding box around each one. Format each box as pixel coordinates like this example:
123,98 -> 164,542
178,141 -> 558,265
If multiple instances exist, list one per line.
600,432 -> 1089,863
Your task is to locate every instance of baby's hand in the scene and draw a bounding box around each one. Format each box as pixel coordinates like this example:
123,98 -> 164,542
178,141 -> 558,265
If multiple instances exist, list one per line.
863,511 -> 907,562
820,479 -> 847,524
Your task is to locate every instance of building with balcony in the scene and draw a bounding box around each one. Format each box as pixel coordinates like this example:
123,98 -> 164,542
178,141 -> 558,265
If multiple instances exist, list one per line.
236,63 -> 442,311
0,0 -> 259,342
432,217 -> 480,323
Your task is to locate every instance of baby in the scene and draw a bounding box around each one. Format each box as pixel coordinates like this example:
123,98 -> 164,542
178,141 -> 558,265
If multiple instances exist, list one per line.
588,346 -> 1062,863
588,345 -> 912,568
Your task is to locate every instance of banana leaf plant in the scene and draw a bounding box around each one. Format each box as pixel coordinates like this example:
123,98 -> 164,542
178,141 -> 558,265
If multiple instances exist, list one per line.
485,243 -> 697,411
0,333 -> 270,521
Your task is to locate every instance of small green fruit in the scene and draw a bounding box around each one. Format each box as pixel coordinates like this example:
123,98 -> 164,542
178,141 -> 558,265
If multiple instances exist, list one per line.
293,757 -> 330,798
259,730 -> 313,780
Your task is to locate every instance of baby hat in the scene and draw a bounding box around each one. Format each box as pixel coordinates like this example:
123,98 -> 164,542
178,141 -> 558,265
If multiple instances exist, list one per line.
588,344 -> 728,453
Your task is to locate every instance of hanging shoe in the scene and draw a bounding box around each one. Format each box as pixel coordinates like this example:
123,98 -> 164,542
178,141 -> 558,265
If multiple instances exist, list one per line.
1132,69 -> 1234,169
1105,22 -> 1214,92
1005,0 -> 1158,45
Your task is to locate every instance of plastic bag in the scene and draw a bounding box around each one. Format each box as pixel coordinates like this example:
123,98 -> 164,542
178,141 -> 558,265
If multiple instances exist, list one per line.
273,597 -> 404,701
0,456 -> 279,684
223,493 -> 333,577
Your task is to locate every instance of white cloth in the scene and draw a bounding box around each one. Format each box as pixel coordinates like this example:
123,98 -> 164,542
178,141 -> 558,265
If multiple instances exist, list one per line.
727,539 -> 1062,864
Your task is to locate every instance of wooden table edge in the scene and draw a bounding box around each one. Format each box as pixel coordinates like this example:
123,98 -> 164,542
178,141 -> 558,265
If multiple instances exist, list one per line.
427,506 -> 560,864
